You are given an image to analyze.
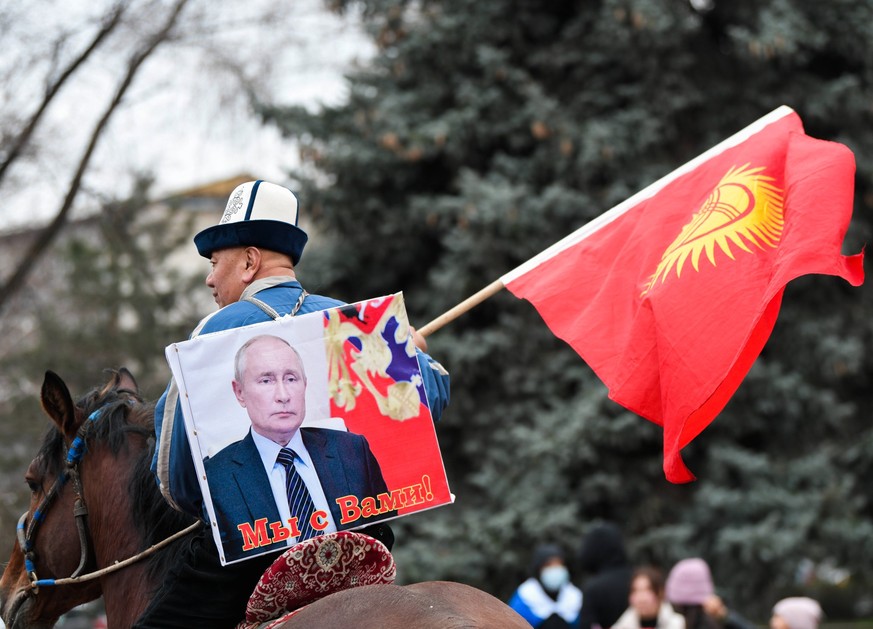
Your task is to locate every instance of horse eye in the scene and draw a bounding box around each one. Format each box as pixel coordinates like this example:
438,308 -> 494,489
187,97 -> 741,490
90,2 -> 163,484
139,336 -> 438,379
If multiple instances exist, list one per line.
24,472 -> 40,493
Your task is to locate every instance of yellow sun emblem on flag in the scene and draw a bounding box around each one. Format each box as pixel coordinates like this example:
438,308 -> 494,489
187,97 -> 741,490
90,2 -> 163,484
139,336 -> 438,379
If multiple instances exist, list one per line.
641,163 -> 785,296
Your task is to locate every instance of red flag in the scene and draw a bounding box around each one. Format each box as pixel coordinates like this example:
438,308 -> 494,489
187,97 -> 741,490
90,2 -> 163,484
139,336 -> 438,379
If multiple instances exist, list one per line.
502,107 -> 864,483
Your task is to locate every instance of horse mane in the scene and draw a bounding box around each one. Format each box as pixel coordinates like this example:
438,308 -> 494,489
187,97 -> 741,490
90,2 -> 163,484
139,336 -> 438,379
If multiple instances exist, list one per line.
130,436 -> 198,581
36,373 -> 196,582
34,386 -> 149,480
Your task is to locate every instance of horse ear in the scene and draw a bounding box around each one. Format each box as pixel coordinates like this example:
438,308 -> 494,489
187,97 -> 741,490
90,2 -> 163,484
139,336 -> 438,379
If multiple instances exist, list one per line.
116,367 -> 139,394
41,371 -> 78,437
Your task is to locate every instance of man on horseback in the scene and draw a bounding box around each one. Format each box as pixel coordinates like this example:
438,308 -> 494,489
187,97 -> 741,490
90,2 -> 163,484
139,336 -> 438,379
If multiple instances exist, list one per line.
135,180 -> 451,628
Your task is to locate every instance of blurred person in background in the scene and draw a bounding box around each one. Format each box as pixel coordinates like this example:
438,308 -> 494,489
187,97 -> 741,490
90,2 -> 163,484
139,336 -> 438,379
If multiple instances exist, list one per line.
613,566 -> 685,629
665,558 -> 754,629
510,543 -> 583,628
577,522 -> 634,629
770,597 -> 822,629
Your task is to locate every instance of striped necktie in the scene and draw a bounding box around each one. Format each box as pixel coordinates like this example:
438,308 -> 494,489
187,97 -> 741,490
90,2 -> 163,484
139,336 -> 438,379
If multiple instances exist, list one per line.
276,447 -> 321,541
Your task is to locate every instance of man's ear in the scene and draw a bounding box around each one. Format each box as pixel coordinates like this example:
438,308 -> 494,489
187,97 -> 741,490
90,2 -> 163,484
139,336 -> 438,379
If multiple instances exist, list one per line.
231,379 -> 246,407
242,247 -> 262,282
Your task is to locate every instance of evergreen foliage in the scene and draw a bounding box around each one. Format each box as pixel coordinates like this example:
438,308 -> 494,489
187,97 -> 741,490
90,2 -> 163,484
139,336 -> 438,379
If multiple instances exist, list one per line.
261,0 -> 873,618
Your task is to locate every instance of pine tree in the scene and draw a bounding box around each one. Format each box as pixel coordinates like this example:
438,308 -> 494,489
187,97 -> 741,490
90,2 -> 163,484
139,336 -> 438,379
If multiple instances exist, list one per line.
262,0 -> 873,616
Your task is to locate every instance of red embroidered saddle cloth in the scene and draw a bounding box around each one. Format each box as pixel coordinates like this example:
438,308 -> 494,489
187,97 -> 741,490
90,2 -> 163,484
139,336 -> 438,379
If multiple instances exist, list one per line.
236,531 -> 396,629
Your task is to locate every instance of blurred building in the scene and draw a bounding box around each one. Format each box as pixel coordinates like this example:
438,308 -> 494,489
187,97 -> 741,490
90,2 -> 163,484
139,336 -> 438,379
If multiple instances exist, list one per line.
0,174 -> 267,359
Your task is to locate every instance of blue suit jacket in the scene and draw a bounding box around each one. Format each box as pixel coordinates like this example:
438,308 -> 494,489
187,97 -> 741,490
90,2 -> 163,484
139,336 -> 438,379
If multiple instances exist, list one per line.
204,427 -> 393,561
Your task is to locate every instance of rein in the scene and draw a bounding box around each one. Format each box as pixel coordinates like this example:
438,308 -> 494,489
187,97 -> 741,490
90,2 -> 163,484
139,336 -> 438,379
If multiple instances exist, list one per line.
24,521 -> 201,590
16,395 -> 200,593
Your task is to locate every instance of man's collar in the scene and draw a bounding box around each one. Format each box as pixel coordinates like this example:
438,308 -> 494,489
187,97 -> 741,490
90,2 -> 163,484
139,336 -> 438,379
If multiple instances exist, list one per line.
251,428 -> 315,473
240,276 -> 300,301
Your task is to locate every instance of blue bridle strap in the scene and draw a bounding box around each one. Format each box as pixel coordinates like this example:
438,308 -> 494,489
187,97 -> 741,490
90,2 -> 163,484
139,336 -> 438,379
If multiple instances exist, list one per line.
19,407 -> 105,593
33,579 -> 57,587
66,409 -> 102,465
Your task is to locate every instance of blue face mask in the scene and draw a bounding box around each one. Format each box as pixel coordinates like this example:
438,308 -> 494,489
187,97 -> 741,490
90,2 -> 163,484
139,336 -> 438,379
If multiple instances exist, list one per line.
540,565 -> 570,591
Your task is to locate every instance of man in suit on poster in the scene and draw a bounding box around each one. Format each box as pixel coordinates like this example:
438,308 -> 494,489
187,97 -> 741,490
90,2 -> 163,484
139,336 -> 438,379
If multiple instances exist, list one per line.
205,333 -> 393,562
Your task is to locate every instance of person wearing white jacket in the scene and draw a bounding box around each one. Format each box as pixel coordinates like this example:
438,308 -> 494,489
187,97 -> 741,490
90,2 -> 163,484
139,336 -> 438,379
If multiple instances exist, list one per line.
509,544 -> 583,628
613,567 -> 685,629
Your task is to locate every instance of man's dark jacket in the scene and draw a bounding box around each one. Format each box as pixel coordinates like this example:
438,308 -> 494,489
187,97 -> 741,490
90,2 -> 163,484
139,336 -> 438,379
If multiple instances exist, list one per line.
577,523 -> 633,629
205,427 -> 392,561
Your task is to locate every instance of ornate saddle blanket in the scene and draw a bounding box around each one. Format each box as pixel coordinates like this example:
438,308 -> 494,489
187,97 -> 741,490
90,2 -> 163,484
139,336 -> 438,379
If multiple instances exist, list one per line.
236,531 -> 396,629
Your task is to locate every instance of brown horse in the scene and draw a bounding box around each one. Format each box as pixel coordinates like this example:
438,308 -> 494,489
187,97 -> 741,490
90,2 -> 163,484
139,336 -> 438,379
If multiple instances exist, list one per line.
0,370 -> 528,628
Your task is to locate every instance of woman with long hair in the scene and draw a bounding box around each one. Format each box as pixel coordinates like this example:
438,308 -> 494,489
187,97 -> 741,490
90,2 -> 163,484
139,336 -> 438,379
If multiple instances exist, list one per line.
612,566 -> 685,629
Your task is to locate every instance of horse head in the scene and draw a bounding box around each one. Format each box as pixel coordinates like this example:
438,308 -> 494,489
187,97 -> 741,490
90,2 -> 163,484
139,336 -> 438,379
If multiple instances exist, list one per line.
0,368 -> 177,628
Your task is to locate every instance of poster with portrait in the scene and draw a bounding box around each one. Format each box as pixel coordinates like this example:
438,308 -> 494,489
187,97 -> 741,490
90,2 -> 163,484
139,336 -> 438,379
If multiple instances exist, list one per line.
166,293 -> 453,565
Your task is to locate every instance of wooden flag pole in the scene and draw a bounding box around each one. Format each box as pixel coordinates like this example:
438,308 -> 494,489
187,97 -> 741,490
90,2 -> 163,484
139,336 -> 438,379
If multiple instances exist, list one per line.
418,278 -> 505,337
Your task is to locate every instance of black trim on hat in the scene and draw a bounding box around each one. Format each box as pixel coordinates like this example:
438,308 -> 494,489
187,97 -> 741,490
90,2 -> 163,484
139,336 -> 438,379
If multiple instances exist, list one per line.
193,220 -> 308,265
244,180 -> 263,220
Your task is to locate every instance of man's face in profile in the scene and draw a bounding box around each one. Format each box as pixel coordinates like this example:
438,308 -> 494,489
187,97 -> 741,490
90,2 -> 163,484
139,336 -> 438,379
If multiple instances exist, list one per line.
232,336 -> 307,445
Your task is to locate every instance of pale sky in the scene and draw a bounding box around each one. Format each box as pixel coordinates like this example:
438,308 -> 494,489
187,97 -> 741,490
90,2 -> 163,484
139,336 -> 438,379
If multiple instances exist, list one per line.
0,0 -> 375,230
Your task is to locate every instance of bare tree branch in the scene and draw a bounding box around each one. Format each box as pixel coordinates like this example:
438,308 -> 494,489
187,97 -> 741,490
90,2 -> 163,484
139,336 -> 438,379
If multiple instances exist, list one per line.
0,2 -> 127,184
0,0 -> 192,313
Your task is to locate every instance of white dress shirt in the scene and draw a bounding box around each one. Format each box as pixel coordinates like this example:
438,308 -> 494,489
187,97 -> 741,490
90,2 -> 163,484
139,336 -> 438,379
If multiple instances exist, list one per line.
250,429 -> 338,543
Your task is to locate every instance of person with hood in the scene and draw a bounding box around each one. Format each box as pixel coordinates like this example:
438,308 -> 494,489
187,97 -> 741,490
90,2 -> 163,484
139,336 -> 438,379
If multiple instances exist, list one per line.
665,558 -> 754,629
770,598 -> 823,629
510,543 -> 583,628
577,522 -> 634,629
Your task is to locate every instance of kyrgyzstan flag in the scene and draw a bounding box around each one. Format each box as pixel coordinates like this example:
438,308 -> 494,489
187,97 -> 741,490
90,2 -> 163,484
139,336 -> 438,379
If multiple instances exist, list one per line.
502,106 -> 864,483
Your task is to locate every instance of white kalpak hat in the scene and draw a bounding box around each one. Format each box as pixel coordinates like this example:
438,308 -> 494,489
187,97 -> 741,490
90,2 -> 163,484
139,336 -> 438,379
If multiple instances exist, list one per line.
194,180 -> 308,265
